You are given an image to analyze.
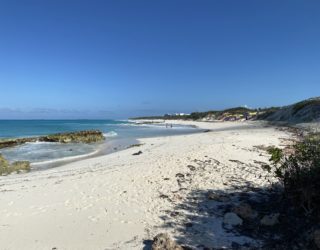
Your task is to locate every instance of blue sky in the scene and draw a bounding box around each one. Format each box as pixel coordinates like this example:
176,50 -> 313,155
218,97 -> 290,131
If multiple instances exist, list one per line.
0,0 -> 319,119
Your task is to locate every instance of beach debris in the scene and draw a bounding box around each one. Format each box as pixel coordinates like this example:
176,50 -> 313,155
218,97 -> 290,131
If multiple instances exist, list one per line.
186,165 -> 196,171
232,203 -> 258,220
260,213 -> 280,226
313,229 -> 320,249
159,194 -> 170,199
207,191 -> 230,202
132,151 -> 142,156
175,173 -> 185,178
151,233 -> 183,250
223,212 -> 243,226
229,159 -> 245,165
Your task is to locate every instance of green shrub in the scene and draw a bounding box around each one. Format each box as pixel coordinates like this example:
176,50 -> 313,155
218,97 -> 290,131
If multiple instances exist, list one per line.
266,134 -> 320,215
0,154 -> 10,175
11,161 -> 31,173
0,154 -> 31,175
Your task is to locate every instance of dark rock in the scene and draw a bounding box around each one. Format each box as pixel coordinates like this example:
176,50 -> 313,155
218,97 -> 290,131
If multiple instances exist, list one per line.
132,151 -> 142,156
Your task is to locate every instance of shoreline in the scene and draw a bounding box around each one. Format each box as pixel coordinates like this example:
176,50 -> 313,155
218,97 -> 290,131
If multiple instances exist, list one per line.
0,121 -> 202,171
29,137 -> 140,171
0,120 -> 292,249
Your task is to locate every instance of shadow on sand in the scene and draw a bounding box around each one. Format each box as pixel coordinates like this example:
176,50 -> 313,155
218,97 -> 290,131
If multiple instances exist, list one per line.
145,181 -> 316,250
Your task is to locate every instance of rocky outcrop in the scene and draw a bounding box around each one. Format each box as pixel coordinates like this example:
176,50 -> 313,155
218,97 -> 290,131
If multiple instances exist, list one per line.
39,130 -> 105,143
151,233 -> 183,250
0,130 -> 105,149
0,138 -> 37,149
0,154 -> 30,175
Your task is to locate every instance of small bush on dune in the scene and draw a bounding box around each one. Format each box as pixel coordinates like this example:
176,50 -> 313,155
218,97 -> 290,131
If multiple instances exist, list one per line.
10,161 -> 31,173
265,134 -> 320,216
0,154 -> 31,175
0,154 -> 10,175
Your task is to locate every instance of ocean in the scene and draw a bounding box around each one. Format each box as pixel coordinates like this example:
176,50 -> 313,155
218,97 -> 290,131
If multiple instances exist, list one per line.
0,120 -> 199,170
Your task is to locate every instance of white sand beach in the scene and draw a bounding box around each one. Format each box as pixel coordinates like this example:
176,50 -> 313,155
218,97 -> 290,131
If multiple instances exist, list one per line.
0,121 -> 291,250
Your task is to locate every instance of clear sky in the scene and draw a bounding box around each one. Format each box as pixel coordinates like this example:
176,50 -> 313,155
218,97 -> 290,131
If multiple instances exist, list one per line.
0,0 -> 319,119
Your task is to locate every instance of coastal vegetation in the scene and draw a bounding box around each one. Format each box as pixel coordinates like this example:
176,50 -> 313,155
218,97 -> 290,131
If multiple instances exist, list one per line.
261,97 -> 320,123
132,107 -> 273,121
265,133 -> 320,216
0,130 -> 105,149
0,154 -> 30,175
132,97 -> 320,124
292,98 -> 320,115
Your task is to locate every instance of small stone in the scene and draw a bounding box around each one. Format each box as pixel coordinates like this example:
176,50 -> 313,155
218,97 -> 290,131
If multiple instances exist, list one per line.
152,233 -> 183,250
223,212 -> 243,226
232,203 -> 258,220
187,165 -> 196,171
260,213 -> 280,226
314,229 -> 320,249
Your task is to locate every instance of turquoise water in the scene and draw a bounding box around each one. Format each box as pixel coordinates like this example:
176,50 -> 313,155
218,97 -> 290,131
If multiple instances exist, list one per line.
0,120 -> 199,169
